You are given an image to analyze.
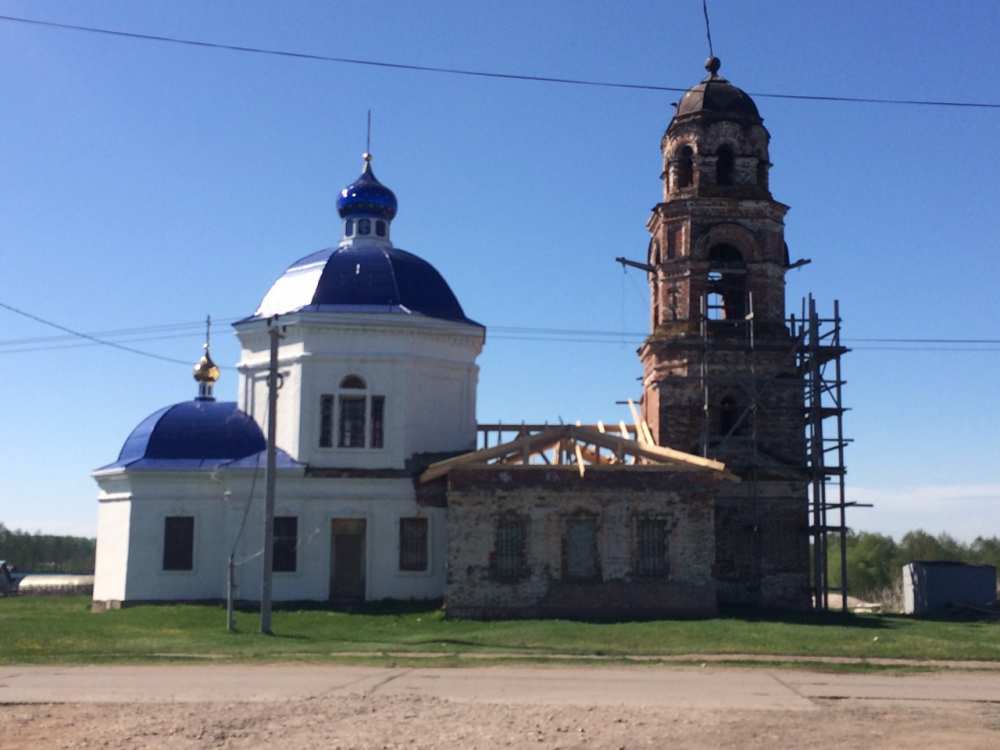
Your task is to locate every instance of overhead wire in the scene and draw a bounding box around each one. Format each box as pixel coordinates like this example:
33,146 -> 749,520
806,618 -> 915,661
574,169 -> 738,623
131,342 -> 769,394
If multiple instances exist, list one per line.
0,300 -> 200,366
1,14 -> 999,110
2,302 -> 999,359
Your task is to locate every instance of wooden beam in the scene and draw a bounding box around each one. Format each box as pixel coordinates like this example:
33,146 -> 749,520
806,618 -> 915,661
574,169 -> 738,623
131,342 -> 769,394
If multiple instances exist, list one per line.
569,426 -> 731,474
573,442 -> 586,478
627,399 -> 648,447
419,426 -> 568,483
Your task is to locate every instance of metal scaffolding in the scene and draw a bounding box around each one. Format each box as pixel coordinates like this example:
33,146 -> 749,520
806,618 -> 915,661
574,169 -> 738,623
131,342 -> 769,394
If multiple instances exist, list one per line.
696,292 -> 851,610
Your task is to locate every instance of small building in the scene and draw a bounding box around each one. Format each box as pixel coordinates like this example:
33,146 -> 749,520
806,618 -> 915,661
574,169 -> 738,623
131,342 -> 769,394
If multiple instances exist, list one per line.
902,561 -> 998,615
420,426 -> 735,618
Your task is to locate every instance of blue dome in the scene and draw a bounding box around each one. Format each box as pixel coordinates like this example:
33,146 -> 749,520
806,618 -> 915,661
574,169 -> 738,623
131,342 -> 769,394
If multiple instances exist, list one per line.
336,161 -> 398,221
253,244 -> 481,325
106,401 -> 266,470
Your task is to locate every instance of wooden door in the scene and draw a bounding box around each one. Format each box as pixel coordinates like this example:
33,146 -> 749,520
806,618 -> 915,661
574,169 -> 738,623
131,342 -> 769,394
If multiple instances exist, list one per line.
330,519 -> 366,604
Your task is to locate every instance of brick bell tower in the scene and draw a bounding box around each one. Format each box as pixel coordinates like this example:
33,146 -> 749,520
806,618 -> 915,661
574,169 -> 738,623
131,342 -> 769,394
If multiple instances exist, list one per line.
638,57 -> 810,608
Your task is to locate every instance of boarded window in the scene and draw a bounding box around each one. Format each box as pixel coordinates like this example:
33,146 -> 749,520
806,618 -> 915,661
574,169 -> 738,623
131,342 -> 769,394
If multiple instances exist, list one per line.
273,516 -> 298,572
338,396 -> 366,448
564,518 -> 598,581
494,519 -> 527,580
319,394 -> 334,447
667,224 -> 682,260
370,396 -> 385,448
163,516 -> 194,571
637,519 -> 668,577
399,517 -> 428,571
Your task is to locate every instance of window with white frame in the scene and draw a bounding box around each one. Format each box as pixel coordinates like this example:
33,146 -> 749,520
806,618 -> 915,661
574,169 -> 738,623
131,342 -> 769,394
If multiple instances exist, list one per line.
318,375 -> 386,449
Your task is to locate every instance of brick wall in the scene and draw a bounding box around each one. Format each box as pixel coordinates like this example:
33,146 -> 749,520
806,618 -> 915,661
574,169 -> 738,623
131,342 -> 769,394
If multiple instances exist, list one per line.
444,467 -> 719,618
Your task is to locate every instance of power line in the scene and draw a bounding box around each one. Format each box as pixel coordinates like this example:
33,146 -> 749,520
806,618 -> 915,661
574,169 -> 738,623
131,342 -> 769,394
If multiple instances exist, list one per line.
3,301 -> 999,363
2,14 -> 999,110
702,0 -> 715,59
0,300 -> 200,366
0,318 -> 239,348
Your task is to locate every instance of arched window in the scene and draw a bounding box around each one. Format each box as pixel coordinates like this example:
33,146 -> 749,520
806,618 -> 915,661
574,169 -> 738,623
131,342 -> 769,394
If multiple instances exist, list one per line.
716,145 -> 735,186
707,244 -> 746,320
358,218 -> 371,235
319,375 -> 385,449
675,145 -> 694,189
375,220 -> 387,237
345,219 -> 354,237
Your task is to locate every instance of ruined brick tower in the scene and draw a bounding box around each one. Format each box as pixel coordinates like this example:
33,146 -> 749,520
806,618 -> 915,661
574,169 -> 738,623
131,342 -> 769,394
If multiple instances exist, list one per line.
639,57 -> 810,608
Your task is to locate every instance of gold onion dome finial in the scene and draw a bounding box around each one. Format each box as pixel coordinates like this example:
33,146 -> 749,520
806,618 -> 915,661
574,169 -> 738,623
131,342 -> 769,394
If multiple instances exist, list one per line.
193,315 -> 220,385
193,347 -> 220,384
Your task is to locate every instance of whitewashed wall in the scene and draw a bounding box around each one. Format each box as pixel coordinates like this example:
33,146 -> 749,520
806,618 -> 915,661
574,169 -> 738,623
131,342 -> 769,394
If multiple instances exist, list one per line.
234,312 -> 483,468
92,469 -> 447,605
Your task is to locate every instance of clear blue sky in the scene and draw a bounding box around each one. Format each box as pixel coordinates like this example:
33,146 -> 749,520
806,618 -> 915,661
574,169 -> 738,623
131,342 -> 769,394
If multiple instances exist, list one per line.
1,1 -> 998,541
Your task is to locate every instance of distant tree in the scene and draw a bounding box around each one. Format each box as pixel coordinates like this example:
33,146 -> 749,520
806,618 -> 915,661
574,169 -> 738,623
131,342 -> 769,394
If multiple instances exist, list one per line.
969,536 -> 1000,570
827,529 -> 1000,600
827,531 -> 898,596
0,523 -> 96,573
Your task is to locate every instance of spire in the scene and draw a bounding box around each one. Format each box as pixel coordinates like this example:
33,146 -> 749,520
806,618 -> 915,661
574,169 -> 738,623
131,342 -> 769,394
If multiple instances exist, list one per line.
193,315 -> 220,401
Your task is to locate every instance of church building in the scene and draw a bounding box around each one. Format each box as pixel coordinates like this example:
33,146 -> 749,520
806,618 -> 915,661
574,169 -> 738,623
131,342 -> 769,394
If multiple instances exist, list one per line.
93,58 -> 841,615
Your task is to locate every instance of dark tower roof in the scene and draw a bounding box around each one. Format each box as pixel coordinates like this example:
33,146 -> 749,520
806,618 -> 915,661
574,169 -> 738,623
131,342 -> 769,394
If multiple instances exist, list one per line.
672,57 -> 762,127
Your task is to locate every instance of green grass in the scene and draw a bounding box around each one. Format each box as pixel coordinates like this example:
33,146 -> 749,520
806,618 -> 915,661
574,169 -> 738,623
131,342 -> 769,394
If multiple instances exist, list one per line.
1,596 -> 998,665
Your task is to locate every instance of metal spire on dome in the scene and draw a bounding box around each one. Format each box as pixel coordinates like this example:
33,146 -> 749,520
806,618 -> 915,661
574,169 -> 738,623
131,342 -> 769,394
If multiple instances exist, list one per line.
193,314 -> 220,401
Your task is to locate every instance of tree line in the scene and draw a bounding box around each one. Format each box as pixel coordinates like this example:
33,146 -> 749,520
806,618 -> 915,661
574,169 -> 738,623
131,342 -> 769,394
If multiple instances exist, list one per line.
825,530 -> 1000,599
0,523 -> 96,574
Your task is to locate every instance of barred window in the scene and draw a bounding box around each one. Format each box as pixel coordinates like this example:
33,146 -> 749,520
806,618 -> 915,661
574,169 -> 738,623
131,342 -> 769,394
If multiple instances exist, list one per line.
321,375 -> 386,450
564,518 -> 598,581
162,516 -> 194,571
273,516 -> 298,573
338,396 -> 366,448
494,519 -> 526,580
637,519 -> 668,577
319,394 -> 334,447
399,518 -> 428,571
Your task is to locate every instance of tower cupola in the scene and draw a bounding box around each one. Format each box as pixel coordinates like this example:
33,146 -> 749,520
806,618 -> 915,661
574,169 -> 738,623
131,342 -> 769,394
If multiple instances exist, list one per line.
336,153 -> 398,245
662,57 -> 771,200
192,316 -> 220,401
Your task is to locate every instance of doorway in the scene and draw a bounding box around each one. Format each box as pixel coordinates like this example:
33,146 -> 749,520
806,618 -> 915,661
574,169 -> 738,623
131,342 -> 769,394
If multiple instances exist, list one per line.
330,518 -> 366,605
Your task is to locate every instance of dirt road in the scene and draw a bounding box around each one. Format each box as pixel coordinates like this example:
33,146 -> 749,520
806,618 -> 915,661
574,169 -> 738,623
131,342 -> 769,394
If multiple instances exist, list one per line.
3,664 -> 999,748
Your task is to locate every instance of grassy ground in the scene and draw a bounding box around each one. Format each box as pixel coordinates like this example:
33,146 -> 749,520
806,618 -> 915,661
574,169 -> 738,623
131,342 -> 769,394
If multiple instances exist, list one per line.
1,596 -> 998,665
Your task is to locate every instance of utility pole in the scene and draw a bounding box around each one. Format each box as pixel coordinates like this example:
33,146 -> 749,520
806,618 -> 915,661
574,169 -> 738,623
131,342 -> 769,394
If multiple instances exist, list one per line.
260,317 -> 282,635
226,553 -> 236,632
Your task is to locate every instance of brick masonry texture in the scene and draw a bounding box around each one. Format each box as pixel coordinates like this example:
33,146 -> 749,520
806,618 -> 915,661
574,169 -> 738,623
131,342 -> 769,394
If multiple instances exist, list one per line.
444,467 -> 719,619
639,91 -> 812,610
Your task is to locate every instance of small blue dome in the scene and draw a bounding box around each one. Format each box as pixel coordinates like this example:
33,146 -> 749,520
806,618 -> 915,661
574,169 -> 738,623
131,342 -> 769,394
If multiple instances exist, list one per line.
109,401 -> 266,469
336,160 -> 398,221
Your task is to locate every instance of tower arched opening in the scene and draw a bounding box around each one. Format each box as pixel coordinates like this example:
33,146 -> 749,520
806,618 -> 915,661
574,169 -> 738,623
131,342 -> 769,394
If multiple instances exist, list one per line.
674,145 -> 694,189
716,145 -> 735,186
707,244 -> 746,320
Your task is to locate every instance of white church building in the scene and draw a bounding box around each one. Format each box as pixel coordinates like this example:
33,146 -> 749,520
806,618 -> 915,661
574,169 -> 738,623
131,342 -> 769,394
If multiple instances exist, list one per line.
92,153 -> 486,608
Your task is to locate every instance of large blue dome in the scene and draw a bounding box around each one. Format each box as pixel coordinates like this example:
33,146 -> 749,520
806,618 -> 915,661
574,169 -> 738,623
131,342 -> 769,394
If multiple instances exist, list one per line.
252,244 -> 480,325
101,401 -> 267,470
336,160 -> 398,221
